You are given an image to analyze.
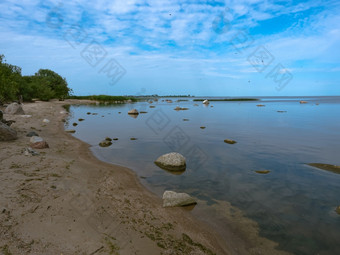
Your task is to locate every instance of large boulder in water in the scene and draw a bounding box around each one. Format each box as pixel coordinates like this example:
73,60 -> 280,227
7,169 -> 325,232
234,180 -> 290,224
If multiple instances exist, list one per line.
0,122 -> 17,141
162,191 -> 197,207
4,103 -> 25,115
154,152 -> 186,171
202,99 -> 209,105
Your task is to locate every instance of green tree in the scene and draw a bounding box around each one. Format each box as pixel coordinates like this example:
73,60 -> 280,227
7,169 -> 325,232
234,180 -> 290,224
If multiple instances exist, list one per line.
0,54 -> 22,103
34,69 -> 70,100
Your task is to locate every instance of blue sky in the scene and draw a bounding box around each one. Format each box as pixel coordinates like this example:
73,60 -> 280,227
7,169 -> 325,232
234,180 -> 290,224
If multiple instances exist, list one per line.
0,0 -> 339,96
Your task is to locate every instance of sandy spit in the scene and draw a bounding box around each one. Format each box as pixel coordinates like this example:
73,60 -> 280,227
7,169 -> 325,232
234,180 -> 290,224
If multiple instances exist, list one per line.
0,100 -> 231,255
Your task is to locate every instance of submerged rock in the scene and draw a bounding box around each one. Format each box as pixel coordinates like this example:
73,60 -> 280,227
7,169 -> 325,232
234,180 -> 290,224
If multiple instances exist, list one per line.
255,170 -> 271,174
174,106 -> 189,111
224,139 -> 237,144
78,118 -> 85,121
307,163 -> 340,174
163,191 -> 197,207
128,109 -> 139,115
256,104 -> 265,107
0,122 -> 17,141
73,123 -> 78,126
99,140 -> 112,147
4,103 -> 25,115
300,101 -> 308,104
130,137 -> 137,140
105,137 -> 112,141
149,105 -> 156,108
155,152 -> 186,171
200,126 -> 206,129
336,206 -> 340,215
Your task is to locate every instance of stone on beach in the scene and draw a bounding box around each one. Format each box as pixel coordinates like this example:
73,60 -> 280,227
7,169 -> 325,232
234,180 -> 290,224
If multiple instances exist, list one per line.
128,109 -> 139,115
202,99 -> 209,105
26,131 -> 39,137
65,129 -> 76,133
43,119 -> 50,123
30,136 -> 49,149
0,122 -> 17,141
162,191 -> 197,207
4,102 -> 25,115
154,152 -> 186,171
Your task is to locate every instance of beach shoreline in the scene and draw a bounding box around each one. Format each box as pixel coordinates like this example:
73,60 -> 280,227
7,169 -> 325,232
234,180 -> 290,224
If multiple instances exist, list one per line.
0,100 -> 231,254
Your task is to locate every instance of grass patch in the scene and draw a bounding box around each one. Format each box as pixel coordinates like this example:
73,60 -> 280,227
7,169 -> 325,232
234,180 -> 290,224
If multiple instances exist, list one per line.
193,98 -> 258,101
68,95 -> 137,103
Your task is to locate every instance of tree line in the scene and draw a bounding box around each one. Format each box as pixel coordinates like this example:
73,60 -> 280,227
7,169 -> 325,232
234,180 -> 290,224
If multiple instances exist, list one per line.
0,54 -> 71,103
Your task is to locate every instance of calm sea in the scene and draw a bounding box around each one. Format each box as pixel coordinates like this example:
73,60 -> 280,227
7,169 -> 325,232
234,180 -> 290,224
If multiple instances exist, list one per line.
65,96 -> 340,255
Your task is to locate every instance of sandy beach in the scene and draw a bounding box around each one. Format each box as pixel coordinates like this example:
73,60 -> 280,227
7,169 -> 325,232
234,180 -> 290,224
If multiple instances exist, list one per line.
0,100 -> 231,254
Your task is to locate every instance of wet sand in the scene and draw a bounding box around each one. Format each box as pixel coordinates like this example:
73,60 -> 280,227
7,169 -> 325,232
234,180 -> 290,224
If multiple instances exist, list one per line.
0,100 -> 291,255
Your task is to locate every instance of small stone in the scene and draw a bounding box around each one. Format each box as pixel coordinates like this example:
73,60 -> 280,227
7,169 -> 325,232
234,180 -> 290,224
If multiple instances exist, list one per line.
200,126 -> 206,129
87,112 -> 91,115
26,131 -> 39,137
73,123 -> 78,126
224,139 -> 237,144
78,118 -> 85,121
128,109 -> 139,115
31,141 -> 49,149
43,119 -> 50,123
113,138 -> 118,141
130,137 -> 137,140
183,119 -> 189,121
105,137 -> 112,141
300,101 -> 308,104
255,170 -> 270,174
256,104 -> 265,107
202,99 -> 209,105
65,130 -> 76,133
149,106 -> 155,108
140,111 -> 148,114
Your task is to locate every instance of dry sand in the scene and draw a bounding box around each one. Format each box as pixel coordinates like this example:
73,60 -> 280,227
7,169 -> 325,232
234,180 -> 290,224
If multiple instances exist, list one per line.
0,100 -> 291,255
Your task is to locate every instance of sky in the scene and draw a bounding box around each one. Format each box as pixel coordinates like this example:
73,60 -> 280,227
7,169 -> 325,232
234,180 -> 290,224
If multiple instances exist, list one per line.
0,0 -> 339,96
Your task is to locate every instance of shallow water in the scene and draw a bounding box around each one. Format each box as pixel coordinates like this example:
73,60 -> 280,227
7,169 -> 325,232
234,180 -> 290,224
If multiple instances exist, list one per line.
66,96 -> 340,255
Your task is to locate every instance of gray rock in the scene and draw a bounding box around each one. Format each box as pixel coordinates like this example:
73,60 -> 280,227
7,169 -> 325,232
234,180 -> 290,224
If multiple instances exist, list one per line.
0,110 -> 3,121
128,109 -> 139,115
162,191 -> 197,207
4,103 -> 25,115
154,152 -> 186,171
27,131 -> 39,137
0,122 -> 17,141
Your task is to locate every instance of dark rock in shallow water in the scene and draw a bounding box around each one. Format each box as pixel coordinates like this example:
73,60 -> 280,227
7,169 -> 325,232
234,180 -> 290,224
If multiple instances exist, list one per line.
200,126 -> 206,129
307,163 -> 340,174
336,206 -> 340,215
99,140 -> 112,147
224,139 -> 237,144
73,123 -> 78,126
255,170 -> 270,174
0,122 -> 17,141
130,137 -> 137,140
78,118 -> 85,121
105,137 -> 112,141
